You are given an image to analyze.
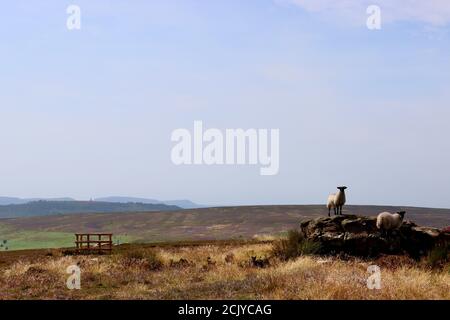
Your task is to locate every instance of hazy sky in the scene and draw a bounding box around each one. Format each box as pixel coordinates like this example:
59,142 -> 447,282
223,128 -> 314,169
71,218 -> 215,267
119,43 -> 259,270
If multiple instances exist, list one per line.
1,1 -> 450,207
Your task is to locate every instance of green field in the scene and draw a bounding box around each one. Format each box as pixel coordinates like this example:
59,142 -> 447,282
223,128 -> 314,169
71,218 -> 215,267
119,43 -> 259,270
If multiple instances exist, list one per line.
0,224 -> 133,251
0,228 -> 72,251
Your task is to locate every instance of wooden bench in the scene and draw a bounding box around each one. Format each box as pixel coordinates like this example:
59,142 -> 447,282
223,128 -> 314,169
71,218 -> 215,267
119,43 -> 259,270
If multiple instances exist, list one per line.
75,233 -> 113,254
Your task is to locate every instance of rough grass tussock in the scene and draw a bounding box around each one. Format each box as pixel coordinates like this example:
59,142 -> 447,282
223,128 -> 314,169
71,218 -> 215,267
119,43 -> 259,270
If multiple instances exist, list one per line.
0,242 -> 448,300
272,230 -> 321,260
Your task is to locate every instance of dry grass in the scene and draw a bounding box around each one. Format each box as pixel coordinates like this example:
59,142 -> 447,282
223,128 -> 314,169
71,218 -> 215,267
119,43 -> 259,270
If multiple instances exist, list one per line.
0,242 -> 448,300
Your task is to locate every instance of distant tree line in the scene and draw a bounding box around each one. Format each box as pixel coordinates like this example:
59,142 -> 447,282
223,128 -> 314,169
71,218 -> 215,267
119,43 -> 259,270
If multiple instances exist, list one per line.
0,201 -> 180,218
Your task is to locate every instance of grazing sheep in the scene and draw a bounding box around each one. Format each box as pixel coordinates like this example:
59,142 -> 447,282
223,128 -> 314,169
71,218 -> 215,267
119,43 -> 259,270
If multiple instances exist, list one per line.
376,211 -> 406,236
326,186 -> 347,216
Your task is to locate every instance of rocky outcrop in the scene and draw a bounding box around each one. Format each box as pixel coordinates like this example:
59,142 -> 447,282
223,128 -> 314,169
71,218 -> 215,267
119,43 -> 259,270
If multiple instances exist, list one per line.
299,215 -> 449,258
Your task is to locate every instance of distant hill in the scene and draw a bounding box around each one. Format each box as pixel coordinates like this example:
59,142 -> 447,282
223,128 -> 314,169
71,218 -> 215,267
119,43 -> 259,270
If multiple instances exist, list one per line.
94,196 -> 160,204
0,197 -> 27,205
0,197 -> 75,206
0,196 -> 203,209
163,200 -> 204,209
0,200 -> 180,218
94,197 -> 204,209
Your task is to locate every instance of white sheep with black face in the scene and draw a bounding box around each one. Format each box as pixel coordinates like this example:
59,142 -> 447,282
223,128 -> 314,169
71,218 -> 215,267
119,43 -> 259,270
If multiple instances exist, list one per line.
376,211 -> 406,235
326,186 -> 347,216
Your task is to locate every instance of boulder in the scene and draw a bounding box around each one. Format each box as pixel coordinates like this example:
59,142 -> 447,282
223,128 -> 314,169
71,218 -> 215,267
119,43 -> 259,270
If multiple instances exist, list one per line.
299,215 -> 449,258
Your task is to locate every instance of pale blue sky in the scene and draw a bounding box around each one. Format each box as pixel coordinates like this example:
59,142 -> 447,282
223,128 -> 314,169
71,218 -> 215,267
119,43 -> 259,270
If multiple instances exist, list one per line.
1,1 -> 450,207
